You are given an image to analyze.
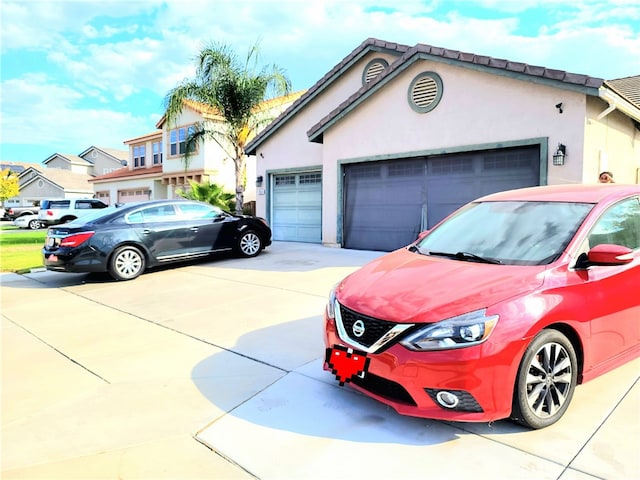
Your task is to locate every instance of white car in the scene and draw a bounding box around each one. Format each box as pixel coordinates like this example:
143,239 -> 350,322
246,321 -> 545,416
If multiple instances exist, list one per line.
13,214 -> 42,230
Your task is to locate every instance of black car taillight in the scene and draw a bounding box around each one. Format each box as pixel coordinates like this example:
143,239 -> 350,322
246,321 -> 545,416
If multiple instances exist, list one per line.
60,232 -> 95,247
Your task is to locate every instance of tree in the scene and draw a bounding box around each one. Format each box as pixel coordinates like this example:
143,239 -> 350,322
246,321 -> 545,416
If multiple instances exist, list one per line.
163,41 -> 291,215
175,180 -> 235,212
0,168 -> 19,206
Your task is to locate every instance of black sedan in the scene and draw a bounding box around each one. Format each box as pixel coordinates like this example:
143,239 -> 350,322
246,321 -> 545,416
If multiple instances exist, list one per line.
42,199 -> 272,281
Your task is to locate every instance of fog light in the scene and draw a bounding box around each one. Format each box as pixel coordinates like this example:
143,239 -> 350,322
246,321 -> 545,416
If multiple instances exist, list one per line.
436,391 -> 460,409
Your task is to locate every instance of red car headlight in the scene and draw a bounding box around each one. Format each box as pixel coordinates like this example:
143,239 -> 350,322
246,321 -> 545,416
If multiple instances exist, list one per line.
400,309 -> 499,351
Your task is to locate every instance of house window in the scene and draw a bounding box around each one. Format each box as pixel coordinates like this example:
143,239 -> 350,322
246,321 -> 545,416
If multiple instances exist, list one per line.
152,141 -> 163,165
169,126 -> 195,156
133,145 -> 146,168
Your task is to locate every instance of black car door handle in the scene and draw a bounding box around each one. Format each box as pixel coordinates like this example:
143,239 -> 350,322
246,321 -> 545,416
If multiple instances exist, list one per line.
142,229 -> 151,235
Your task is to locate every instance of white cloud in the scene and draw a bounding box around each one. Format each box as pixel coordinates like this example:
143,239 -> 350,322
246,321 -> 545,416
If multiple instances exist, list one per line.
0,0 -> 638,161
0,73 -> 149,151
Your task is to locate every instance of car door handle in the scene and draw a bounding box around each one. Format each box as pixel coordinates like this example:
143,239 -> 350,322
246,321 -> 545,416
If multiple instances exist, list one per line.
142,229 -> 151,235
190,227 -> 198,231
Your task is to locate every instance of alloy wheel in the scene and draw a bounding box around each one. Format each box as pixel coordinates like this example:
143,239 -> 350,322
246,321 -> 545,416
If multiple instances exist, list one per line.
239,232 -> 261,257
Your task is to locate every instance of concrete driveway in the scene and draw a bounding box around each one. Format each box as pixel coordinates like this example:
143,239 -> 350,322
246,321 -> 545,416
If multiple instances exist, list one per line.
1,241 -> 638,479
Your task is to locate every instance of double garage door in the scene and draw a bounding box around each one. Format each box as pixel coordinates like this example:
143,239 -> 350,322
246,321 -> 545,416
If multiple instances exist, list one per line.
343,146 -> 541,251
118,189 -> 151,204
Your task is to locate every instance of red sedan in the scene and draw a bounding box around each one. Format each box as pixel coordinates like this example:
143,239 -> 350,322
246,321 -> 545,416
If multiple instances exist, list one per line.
324,184 -> 640,429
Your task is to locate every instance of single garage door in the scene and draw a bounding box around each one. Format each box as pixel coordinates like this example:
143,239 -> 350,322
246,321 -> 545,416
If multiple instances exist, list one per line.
343,146 -> 540,251
118,189 -> 150,204
271,172 -> 322,242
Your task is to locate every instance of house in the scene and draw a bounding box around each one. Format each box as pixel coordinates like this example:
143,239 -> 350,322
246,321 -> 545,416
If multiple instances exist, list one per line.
246,38 -> 640,251
3,147 -> 128,208
43,146 -> 127,176
17,167 -> 95,204
90,93 -> 306,206
1,162 -> 44,209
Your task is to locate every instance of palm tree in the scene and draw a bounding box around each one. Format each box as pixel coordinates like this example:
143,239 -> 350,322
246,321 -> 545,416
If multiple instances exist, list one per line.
175,180 -> 235,212
163,41 -> 291,214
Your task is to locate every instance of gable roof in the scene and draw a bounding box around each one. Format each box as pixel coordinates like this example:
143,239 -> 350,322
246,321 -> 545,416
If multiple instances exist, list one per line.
155,91 -> 307,130
307,40 -> 610,143
124,130 -> 163,145
246,38 -> 410,154
19,167 -> 94,192
90,165 -> 163,183
78,146 -> 128,162
1,161 -> 43,175
605,76 -> 640,109
42,153 -> 92,167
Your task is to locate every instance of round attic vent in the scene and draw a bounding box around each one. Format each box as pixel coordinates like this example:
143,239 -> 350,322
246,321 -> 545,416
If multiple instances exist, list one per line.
408,72 -> 443,113
362,58 -> 389,85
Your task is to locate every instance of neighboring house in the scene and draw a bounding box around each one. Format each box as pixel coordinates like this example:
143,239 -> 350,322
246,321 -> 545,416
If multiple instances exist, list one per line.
246,37 -> 640,251
90,93 -> 305,206
3,147 -> 128,208
43,146 -> 127,176
16,167 -> 95,204
1,162 -> 44,209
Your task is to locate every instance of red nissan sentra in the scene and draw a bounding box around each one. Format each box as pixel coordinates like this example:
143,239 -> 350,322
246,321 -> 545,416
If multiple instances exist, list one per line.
324,184 -> 640,429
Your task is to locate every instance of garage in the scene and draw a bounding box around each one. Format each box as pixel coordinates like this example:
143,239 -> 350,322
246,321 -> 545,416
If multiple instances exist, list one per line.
343,146 -> 541,251
118,189 -> 150,204
271,172 -> 322,242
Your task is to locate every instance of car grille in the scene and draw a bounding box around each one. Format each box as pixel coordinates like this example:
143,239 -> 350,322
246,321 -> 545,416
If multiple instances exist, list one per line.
339,305 -> 398,348
336,304 -> 415,353
352,372 -> 417,406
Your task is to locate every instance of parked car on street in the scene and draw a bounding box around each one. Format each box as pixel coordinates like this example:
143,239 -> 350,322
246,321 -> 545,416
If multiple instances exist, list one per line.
42,199 -> 272,281
324,184 -> 639,429
13,214 -> 42,230
38,198 -> 108,226
5,205 -> 40,220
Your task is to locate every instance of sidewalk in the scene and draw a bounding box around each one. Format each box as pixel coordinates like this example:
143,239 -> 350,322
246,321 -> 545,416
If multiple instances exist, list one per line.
2,242 -> 639,479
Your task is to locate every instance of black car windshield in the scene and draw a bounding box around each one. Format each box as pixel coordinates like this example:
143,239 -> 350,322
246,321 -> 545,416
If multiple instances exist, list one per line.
416,200 -> 594,265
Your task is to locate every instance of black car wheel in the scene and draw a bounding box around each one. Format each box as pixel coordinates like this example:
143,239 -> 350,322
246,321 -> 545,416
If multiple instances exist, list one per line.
109,246 -> 146,281
511,329 -> 577,429
237,230 -> 262,257
28,219 -> 41,230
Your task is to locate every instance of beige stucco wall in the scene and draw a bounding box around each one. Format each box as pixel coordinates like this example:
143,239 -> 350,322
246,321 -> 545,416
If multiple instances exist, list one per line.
82,150 -> 124,176
585,97 -> 640,184
254,51 -> 402,218
322,60 -> 591,244
93,177 -> 156,204
14,179 -> 64,205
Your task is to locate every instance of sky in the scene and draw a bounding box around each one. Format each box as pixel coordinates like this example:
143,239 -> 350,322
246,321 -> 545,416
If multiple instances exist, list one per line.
1,0 -> 639,164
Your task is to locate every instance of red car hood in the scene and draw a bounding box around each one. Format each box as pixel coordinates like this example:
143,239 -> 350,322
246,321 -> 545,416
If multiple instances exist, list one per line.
337,248 -> 546,324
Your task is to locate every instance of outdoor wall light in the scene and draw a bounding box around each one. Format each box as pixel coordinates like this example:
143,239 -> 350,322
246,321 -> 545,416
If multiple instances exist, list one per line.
553,144 -> 566,166
256,175 -> 264,186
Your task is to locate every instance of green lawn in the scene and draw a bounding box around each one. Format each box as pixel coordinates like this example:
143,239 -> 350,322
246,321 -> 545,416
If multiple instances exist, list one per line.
0,230 -> 47,273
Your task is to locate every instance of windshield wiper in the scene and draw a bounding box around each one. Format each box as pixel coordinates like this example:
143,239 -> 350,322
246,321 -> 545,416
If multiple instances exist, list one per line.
426,251 -> 501,264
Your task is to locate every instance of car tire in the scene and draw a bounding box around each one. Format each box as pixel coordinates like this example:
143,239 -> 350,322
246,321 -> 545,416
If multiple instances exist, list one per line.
511,329 -> 577,429
109,246 -> 146,281
237,230 -> 262,258
28,219 -> 40,230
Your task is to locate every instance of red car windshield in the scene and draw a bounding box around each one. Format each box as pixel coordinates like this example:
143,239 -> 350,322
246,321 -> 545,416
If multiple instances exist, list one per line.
416,201 -> 594,266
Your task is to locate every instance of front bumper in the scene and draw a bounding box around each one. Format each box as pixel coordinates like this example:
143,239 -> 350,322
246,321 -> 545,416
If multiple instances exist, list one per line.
323,314 -> 522,423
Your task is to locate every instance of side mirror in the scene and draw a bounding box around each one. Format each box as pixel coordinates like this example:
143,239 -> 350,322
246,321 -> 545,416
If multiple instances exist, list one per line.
577,244 -> 634,268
